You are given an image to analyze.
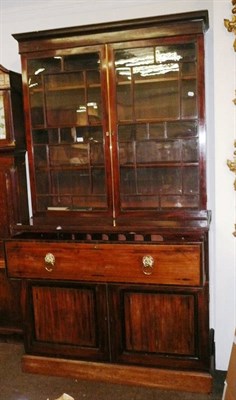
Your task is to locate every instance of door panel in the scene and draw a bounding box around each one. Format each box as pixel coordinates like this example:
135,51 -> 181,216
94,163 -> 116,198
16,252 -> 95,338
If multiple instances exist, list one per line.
109,284 -> 210,370
24,281 -> 109,361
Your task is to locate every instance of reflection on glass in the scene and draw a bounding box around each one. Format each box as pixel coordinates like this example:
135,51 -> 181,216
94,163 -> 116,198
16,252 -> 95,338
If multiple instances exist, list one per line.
0,92 -> 6,139
115,42 -> 197,122
155,43 -> 196,63
28,53 -> 102,128
28,58 -> 61,76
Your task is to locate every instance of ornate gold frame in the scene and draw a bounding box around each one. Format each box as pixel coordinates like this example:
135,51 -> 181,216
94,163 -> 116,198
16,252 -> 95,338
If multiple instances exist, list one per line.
224,0 -> 236,50
225,0 -> 236,234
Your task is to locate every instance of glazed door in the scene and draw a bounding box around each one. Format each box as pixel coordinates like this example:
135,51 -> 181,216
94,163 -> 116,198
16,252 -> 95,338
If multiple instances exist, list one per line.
23,281 -> 109,361
109,284 -> 210,370
25,47 -> 112,223
108,35 -> 206,220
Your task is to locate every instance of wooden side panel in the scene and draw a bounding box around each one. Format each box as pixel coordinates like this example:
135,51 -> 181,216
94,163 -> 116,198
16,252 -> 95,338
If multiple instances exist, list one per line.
0,158 -> 23,335
0,270 -> 22,334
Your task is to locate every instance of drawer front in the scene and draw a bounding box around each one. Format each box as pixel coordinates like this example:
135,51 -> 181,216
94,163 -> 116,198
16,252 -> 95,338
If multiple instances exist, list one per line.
5,241 -> 203,286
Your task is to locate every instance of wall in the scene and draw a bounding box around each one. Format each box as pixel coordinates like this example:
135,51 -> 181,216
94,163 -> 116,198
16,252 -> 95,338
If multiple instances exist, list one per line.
1,0 -> 236,370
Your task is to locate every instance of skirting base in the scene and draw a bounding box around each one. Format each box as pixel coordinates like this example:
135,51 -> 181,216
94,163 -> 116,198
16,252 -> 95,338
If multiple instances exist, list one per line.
22,355 -> 213,394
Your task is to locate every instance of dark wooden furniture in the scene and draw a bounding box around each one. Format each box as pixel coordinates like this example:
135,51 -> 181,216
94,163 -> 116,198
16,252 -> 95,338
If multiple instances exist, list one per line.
4,11 -> 212,393
0,65 -> 28,336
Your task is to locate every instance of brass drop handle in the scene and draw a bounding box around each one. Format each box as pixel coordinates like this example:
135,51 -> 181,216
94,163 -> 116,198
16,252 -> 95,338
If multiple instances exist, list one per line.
142,255 -> 154,275
44,252 -> 55,272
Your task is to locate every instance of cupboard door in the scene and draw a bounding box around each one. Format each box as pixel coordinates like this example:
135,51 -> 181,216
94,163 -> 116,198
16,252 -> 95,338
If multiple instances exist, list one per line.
23,281 -> 109,361
109,284 -> 210,370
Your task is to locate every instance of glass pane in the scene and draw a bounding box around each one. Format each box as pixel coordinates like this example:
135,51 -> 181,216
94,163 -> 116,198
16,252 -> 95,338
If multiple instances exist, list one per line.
30,91 -> 44,127
155,43 -> 196,63
121,194 -> 159,209
91,143 -> 104,164
53,170 -> 90,195
118,123 -> 165,142
64,53 -> 100,70
91,169 -> 106,194
161,195 -> 199,208
119,142 -> 134,164
32,124 -> 106,210
28,58 -> 61,75
134,80 -> 179,119
32,129 -> 49,144
116,82 -> 132,121
87,87 -> 102,124
137,168 -> 182,194
35,171 -> 49,194
28,75 -> 42,90
34,145 -> 48,167
149,123 -> 165,139
120,169 -> 136,194
137,168 -> 161,194
182,139 -> 199,162
115,46 -> 181,121
183,167 -> 199,194
45,83 -> 84,127
46,169 -> 107,210
167,121 -> 198,138
118,125 -> 136,141
50,144 -> 89,166
0,92 -> 6,139
181,62 -> 196,77
72,194 -> 106,209
28,53 -> 103,129
181,79 -> 197,118
115,42 -> 197,123
37,196 -> 50,212
136,141 -> 181,163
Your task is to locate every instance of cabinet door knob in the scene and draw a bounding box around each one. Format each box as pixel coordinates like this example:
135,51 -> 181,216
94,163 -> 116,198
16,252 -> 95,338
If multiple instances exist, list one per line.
44,252 -> 55,272
142,255 -> 154,275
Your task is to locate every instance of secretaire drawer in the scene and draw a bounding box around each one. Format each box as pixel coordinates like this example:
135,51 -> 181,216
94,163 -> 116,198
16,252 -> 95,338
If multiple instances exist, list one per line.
4,241 -> 203,286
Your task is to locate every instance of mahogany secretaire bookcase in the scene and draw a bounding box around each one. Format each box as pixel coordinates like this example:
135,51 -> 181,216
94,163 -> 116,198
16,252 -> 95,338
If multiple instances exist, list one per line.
4,10 -> 213,393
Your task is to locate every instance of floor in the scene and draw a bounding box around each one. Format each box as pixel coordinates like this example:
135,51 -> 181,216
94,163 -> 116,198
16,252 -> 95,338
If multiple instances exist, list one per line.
0,341 -> 226,400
